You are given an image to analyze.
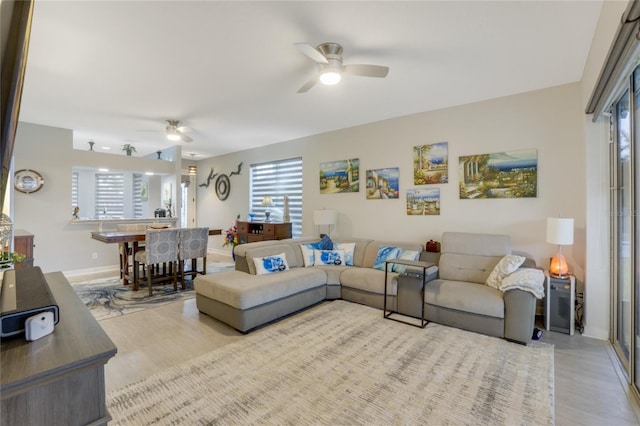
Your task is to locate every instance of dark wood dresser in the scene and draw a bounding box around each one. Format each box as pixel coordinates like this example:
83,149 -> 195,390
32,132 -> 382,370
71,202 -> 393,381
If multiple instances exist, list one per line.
236,221 -> 292,244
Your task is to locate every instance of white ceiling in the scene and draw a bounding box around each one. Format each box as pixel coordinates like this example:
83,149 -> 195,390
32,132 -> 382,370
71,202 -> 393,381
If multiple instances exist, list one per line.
19,1 -> 604,160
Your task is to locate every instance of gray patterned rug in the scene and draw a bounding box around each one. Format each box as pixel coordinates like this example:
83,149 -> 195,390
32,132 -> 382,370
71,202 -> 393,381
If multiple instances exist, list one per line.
72,260 -> 234,321
108,300 -> 554,425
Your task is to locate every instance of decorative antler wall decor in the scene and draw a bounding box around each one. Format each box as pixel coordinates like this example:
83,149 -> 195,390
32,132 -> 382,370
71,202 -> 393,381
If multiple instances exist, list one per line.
199,162 -> 243,201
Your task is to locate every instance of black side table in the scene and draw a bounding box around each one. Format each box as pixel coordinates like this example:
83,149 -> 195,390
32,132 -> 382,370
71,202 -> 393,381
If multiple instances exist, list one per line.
383,259 -> 435,328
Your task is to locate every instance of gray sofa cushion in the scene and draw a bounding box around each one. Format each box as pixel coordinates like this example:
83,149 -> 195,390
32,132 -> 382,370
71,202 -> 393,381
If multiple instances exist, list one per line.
194,268 -> 327,310
311,265 -> 350,285
424,279 -> 505,319
340,267 -> 399,296
438,232 -> 511,284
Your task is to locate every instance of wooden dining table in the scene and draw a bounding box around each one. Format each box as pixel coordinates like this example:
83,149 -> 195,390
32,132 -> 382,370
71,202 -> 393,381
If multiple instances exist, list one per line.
91,228 -> 222,290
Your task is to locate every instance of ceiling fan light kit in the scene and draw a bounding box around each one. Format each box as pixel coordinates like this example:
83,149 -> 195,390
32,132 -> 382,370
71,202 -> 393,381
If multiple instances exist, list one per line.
295,42 -> 389,93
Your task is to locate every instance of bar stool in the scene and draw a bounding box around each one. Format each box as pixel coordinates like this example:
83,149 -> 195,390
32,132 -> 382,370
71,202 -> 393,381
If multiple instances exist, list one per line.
133,228 -> 180,296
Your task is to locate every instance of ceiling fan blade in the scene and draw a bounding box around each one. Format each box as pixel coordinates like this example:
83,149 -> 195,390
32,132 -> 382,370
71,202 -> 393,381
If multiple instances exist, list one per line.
179,133 -> 193,143
295,43 -> 328,64
297,77 -> 319,93
176,126 -> 191,133
344,64 -> 389,78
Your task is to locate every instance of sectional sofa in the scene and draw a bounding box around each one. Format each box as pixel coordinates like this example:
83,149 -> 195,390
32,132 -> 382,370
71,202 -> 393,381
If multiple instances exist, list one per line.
194,232 -> 543,344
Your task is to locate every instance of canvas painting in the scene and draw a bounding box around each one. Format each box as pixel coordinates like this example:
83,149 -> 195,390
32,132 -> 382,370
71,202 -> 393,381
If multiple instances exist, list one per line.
413,142 -> 448,185
319,159 -> 360,194
459,149 -> 537,199
406,188 -> 440,215
366,168 -> 399,199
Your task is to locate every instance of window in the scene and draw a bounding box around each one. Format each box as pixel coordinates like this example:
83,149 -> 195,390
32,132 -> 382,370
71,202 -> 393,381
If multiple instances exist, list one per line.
250,157 -> 302,237
71,171 -> 78,209
133,173 -> 143,218
95,173 -> 124,218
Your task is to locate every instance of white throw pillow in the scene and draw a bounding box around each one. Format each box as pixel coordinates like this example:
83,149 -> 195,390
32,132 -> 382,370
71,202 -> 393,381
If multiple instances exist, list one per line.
299,243 -> 319,267
313,249 -> 347,266
333,242 -> 356,266
253,252 -> 290,275
485,254 -> 526,289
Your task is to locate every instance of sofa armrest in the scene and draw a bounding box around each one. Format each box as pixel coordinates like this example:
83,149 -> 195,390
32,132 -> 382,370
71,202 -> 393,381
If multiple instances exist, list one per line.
503,288 -> 536,344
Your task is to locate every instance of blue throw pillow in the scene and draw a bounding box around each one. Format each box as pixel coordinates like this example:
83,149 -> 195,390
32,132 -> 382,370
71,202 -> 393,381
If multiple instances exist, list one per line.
373,246 -> 402,271
391,249 -> 420,273
317,235 -> 334,250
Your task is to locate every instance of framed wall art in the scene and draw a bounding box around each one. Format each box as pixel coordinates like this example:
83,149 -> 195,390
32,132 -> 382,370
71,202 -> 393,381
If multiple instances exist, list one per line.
366,168 -> 399,199
459,149 -> 537,199
319,158 -> 360,194
406,188 -> 440,215
413,142 -> 448,185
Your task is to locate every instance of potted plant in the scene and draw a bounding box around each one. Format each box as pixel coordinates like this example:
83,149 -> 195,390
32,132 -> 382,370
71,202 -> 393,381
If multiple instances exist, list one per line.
223,223 -> 239,259
122,144 -> 136,156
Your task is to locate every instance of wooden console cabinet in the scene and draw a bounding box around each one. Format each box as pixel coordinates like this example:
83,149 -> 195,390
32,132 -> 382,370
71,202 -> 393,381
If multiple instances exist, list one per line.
1,272 -> 117,425
236,221 -> 292,244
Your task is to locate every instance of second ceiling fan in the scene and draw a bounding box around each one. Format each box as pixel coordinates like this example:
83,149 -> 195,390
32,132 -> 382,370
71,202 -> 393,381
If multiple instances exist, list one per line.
295,42 -> 389,93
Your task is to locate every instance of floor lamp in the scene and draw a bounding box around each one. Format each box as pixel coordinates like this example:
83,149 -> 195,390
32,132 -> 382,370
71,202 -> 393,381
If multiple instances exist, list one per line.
313,209 -> 337,238
546,217 -> 574,278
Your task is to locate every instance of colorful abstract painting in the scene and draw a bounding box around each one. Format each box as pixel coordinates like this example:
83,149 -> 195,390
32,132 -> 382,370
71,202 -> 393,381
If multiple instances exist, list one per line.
366,167 -> 399,199
406,188 -> 440,215
459,149 -> 537,199
319,159 -> 360,194
413,142 -> 448,185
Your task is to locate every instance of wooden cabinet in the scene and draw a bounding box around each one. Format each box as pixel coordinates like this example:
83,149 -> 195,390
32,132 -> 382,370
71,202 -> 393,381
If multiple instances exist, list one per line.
1,271 -> 117,425
236,221 -> 292,244
14,229 -> 34,268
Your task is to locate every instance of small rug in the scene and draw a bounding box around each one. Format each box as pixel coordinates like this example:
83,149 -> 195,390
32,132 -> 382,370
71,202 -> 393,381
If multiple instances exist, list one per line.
72,261 -> 234,321
108,300 -> 554,425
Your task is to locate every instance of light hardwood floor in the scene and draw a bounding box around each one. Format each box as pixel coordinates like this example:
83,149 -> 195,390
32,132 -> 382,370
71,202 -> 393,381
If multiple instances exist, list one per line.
86,271 -> 640,425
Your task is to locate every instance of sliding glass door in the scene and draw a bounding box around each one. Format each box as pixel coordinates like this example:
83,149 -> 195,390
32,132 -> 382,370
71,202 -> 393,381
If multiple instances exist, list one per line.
612,88 -> 632,369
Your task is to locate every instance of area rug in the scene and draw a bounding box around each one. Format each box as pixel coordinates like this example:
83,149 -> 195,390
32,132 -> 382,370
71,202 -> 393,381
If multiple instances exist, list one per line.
107,300 -> 554,425
72,261 -> 234,321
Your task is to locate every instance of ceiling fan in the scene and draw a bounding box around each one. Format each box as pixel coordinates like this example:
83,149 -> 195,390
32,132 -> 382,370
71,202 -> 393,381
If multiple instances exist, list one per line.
138,119 -> 193,143
295,42 -> 389,93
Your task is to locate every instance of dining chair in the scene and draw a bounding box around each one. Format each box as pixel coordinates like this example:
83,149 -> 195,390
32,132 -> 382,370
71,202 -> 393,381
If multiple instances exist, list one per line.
116,223 -> 149,279
133,228 -> 180,296
178,227 -> 210,288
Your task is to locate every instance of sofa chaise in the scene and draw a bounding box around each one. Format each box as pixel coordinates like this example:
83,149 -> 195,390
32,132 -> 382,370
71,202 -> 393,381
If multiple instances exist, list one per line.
194,232 -> 543,344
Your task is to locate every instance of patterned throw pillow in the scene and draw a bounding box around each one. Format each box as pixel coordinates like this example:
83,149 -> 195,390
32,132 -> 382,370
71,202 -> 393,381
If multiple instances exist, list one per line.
313,249 -> 346,266
333,242 -> 356,266
317,235 -> 334,250
391,249 -> 420,273
373,246 -> 402,271
485,254 -> 526,289
253,252 -> 290,275
300,243 -> 321,267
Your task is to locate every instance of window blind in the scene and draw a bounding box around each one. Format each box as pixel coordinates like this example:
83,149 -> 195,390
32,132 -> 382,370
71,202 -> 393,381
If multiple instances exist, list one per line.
95,173 -> 124,218
71,171 -> 78,209
133,173 -> 143,218
250,157 -> 303,237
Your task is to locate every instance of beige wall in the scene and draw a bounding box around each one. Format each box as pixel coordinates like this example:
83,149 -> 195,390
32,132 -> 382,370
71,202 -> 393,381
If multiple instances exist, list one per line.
12,122 -> 182,273
199,83 -> 586,282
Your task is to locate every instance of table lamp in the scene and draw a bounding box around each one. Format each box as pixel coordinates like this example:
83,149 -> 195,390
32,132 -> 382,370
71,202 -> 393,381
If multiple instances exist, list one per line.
546,217 -> 574,278
313,209 -> 338,237
261,196 -> 274,222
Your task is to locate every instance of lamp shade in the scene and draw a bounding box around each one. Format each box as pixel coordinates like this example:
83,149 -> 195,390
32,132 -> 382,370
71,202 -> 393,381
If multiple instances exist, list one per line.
314,209 -> 338,226
188,165 -> 197,176
546,218 -> 574,245
261,196 -> 274,207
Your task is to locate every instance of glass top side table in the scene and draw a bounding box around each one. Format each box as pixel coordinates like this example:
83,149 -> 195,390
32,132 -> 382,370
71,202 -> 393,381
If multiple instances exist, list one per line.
383,259 -> 435,328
